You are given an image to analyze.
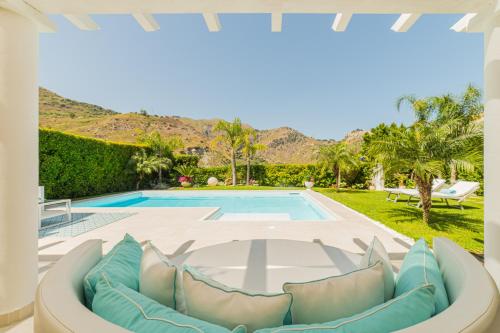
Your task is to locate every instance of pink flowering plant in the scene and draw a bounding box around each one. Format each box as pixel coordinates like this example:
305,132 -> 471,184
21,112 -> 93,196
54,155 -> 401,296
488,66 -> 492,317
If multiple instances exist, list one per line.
174,165 -> 196,186
178,175 -> 193,183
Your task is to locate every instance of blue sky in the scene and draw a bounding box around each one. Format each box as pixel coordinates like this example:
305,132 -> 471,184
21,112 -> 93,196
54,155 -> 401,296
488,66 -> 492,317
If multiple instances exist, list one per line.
40,14 -> 483,140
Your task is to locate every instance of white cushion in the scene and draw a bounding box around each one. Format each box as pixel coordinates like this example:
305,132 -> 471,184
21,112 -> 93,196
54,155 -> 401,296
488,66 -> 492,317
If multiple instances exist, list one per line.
359,236 -> 395,301
282,261 -> 385,324
139,242 -> 177,309
183,265 -> 292,332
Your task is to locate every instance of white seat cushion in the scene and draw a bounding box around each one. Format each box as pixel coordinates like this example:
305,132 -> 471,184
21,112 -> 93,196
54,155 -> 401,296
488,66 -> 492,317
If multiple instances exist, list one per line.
183,265 -> 292,332
359,236 -> 395,301
139,242 -> 177,309
282,261 -> 385,324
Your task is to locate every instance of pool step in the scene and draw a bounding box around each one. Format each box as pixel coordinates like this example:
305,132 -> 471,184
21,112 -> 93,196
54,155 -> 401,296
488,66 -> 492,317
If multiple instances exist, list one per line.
218,213 -> 291,221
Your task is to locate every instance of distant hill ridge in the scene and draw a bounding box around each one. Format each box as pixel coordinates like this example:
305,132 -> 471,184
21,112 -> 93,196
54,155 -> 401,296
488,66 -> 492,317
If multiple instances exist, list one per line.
39,87 -> 358,165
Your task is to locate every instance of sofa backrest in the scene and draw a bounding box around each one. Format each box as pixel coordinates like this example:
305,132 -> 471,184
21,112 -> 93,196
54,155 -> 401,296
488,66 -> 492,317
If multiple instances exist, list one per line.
394,238 -> 498,332
34,239 -> 131,333
34,238 -> 499,333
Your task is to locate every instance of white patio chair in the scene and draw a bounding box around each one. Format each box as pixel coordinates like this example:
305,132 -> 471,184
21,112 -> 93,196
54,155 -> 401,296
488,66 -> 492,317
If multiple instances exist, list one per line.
38,186 -> 72,229
385,178 -> 446,203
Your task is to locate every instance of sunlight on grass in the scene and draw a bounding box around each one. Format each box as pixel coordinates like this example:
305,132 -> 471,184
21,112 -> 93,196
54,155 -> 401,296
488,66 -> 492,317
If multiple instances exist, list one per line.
316,189 -> 484,254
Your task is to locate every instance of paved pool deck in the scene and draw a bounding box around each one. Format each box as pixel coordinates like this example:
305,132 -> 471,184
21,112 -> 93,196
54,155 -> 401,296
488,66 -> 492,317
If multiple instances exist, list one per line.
37,190 -> 413,272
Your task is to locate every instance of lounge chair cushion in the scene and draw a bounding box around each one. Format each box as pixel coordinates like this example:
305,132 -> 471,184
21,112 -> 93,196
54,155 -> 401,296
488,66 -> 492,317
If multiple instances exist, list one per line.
83,234 -> 143,308
395,238 -> 449,314
359,236 -> 395,301
183,265 -> 292,333
253,284 -> 435,333
93,274 -> 246,333
440,189 -> 457,194
140,241 -> 177,309
282,261 -> 385,324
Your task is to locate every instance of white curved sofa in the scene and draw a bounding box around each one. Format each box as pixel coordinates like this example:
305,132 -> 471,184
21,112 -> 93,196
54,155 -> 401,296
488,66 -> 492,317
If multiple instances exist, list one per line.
34,238 -> 499,333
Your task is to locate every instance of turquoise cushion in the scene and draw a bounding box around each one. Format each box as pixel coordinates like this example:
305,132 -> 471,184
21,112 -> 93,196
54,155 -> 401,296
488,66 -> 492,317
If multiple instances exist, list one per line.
84,234 -> 143,308
93,274 -> 246,333
253,284 -> 436,333
395,239 -> 449,314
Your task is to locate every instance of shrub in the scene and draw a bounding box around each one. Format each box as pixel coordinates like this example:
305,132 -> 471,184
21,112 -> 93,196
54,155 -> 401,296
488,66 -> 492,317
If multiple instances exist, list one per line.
40,129 -> 143,199
173,154 -> 200,167
193,164 -> 340,187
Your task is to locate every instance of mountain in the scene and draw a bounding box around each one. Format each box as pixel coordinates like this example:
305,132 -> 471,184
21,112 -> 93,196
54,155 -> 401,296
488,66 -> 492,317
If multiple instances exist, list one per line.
39,87 -> 340,165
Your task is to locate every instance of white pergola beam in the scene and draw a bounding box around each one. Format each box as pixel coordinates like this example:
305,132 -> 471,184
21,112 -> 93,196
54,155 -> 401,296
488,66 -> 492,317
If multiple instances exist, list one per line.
21,0 -> 488,15
332,13 -> 352,32
271,13 -> 282,32
202,13 -> 220,32
391,13 -> 421,32
450,13 -> 477,32
132,13 -> 159,32
64,14 -> 100,30
450,12 -> 492,33
1,0 -> 56,32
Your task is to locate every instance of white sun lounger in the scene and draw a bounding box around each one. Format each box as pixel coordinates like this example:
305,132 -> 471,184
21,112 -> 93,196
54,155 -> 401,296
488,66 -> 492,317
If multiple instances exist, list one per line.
428,181 -> 481,210
385,178 -> 446,203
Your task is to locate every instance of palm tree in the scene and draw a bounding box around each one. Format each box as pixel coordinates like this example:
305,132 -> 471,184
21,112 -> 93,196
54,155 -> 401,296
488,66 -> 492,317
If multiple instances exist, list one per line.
241,129 -> 266,185
150,156 -> 172,187
212,118 -> 244,186
138,131 -> 180,186
396,85 -> 483,184
131,149 -> 162,190
318,143 -> 358,190
370,91 -> 482,224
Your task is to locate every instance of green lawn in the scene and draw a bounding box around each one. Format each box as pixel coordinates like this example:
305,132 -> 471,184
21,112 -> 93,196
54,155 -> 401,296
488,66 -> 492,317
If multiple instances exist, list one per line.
316,189 -> 484,254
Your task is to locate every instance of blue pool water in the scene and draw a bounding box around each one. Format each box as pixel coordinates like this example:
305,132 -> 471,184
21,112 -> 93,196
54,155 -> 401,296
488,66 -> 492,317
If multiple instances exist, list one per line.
74,192 -> 332,221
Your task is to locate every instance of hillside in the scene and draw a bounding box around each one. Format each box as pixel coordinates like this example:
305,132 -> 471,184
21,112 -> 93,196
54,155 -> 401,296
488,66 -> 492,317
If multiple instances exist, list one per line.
39,87 -> 339,165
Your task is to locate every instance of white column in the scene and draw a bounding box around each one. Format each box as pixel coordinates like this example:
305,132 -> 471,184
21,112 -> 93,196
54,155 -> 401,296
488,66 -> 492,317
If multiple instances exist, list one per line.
484,8 -> 500,289
0,8 -> 39,322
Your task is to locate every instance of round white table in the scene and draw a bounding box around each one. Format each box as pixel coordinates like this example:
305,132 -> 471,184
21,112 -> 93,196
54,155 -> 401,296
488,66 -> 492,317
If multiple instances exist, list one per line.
171,239 -> 362,293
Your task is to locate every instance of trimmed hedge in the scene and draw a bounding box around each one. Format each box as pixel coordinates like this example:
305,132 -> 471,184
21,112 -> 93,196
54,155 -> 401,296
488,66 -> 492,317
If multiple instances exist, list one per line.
40,129 -> 143,199
40,129 -> 202,198
192,164 -> 337,187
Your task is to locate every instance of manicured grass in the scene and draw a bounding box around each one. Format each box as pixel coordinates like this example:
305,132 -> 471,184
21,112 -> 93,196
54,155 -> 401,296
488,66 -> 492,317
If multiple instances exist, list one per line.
316,189 -> 484,254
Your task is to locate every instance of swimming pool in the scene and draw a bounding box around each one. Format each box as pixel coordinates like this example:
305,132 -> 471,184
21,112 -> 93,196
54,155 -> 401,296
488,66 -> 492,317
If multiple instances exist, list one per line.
74,191 -> 334,221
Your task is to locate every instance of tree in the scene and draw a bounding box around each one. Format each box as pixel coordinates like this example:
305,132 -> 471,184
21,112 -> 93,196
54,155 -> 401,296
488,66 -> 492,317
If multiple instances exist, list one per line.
132,149 -> 162,190
362,123 -> 409,183
138,131 -> 179,186
396,85 -> 483,184
212,118 -> 245,186
241,129 -> 266,185
433,85 -> 483,183
318,143 -> 358,190
369,89 -> 483,224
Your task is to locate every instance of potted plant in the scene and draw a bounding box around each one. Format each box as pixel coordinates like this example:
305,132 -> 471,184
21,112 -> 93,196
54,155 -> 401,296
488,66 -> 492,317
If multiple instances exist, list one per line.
304,176 -> 315,189
178,176 -> 193,188
174,165 -> 196,188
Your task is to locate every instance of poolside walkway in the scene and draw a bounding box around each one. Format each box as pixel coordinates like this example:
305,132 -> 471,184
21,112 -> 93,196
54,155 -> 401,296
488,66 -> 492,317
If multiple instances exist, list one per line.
37,190 -> 412,266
